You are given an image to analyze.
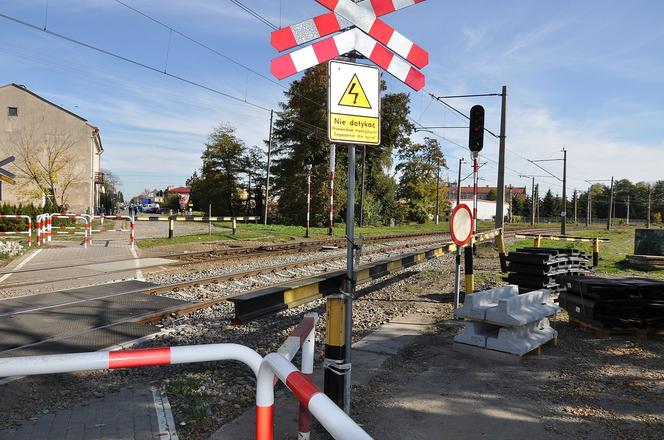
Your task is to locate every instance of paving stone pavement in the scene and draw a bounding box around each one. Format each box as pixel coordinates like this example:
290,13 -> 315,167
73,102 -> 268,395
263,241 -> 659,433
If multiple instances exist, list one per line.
0,384 -> 177,440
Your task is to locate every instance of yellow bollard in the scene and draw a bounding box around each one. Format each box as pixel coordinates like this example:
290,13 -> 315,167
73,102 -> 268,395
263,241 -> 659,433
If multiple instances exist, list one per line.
592,238 -> 600,267
324,294 -> 346,408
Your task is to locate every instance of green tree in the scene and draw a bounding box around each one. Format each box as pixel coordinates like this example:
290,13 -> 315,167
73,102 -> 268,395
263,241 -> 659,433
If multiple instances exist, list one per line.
486,188 -> 497,201
396,137 -> 447,223
270,65 -> 417,226
99,169 -> 121,213
540,189 -> 556,218
189,124 -> 246,215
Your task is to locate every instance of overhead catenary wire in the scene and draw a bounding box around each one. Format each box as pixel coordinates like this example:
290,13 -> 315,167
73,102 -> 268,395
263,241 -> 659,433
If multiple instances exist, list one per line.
10,1 -> 564,194
0,10 -> 332,141
229,0 -> 279,30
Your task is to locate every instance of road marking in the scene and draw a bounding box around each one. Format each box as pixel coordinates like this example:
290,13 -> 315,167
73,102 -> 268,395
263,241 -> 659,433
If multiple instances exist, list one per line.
0,249 -> 42,283
152,387 -> 180,440
130,245 -> 144,281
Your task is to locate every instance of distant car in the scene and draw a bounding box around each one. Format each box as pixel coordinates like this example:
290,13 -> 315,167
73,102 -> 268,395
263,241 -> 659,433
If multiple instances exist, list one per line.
143,203 -> 161,214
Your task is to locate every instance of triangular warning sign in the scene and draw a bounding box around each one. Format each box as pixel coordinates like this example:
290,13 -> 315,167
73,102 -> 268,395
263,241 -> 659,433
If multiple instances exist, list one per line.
338,74 -> 372,109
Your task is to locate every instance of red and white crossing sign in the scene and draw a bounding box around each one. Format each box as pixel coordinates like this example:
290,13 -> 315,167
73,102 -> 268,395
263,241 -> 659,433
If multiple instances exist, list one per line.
270,0 -> 427,91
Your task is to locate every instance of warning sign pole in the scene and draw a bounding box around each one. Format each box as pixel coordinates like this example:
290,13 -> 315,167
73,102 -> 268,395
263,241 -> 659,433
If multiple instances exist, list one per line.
325,58 -> 380,416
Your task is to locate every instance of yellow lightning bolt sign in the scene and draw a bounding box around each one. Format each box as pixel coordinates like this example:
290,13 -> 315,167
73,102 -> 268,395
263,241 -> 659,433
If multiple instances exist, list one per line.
338,74 -> 372,109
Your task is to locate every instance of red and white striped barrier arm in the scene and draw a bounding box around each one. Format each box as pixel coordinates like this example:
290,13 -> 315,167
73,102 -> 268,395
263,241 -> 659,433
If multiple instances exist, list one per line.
0,214 -> 33,247
276,313 -> 317,440
256,353 -> 372,440
316,0 -> 428,69
271,28 -> 424,90
0,343 -> 263,378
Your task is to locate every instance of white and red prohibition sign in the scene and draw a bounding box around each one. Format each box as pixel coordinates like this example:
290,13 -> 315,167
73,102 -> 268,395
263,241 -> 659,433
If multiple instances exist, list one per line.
450,203 -> 474,247
270,0 -> 428,91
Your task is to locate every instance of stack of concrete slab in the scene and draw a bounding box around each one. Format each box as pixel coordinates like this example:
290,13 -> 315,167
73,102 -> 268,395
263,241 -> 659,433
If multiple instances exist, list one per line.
454,285 -> 560,357
505,248 -> 590,293
558,276 -> 664,330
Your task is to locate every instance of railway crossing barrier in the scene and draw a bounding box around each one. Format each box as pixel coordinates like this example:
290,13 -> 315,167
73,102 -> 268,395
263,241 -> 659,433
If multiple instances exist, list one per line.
229,228 -> 503,323
93,215 -> 135,246
134,215 -> 259,239
0,328 -> 371,439
48,214 -> 92,248
0,214 -> 32,246
514,233 -> 609,267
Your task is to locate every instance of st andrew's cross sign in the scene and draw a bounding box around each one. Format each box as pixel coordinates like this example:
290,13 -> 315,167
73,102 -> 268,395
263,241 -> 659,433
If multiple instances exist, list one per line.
270,0 -> 428,91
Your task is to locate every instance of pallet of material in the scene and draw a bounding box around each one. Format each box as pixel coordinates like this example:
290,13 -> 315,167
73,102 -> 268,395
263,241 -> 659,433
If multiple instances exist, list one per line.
569,316 -> 664,339
504,248 -> 590,293
559,276 -> 664,333
627,254 -> 664,271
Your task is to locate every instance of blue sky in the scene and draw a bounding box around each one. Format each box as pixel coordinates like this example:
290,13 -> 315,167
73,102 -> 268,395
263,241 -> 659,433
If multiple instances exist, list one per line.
1,0 -> 663,198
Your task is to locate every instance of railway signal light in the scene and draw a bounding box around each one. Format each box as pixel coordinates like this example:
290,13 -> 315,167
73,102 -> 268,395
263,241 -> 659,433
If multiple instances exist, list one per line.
468,105 -> 485,153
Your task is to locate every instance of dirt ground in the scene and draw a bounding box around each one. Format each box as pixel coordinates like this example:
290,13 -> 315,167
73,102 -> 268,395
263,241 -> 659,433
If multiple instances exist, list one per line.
344,251 -> 664,440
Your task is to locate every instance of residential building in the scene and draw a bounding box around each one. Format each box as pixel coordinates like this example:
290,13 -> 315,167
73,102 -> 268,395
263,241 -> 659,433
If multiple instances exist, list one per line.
0,83 -> 103,213
448,184 -> 527,201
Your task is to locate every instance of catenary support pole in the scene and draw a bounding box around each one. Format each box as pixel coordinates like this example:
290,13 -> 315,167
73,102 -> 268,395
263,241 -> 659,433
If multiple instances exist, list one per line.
329,144 -> 336,235
561,148 -> 567,235
306,164 -> 312,238
531,177 -> 535,226
648,185 -> 652,229
495,85 -> 507,229
626,194 -> 630,225
264,109 -> 273,225
587,186 -> 592,226
573,189 -> 578,225
435,156 -> 441,225
535,184 -> 540,224
607,176 -> 614,231
508,185 -> 513,223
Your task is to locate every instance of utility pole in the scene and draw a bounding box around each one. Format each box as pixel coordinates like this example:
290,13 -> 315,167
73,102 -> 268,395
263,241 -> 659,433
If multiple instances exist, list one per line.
358,145 -> 366,227
264,109 -> 273,225
305,163 -> 312,238
535,184 -> 540,224
561,148 -> 567,235
495,85 -> 508,229
607,176 -> 614,231
328,144 -> 335,235
435,156 -> 441,225
530,177 -> 535,225
508,185 -> 513,223
587,189 -> 591,226
648,184 -> 652,229
625,194 -> 630,225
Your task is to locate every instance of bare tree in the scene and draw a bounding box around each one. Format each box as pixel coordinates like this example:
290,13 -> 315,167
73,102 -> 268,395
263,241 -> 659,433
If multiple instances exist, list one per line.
6,115 -> 83,210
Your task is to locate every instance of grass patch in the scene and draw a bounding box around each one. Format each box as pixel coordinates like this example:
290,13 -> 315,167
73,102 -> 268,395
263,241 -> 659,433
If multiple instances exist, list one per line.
136,220 -> 498,249
508,227 -> 664,279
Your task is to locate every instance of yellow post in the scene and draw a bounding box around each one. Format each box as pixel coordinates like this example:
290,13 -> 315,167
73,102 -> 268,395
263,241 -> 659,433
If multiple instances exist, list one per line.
324,294 -> 346,407
495,229 -> 507,272
464,239 -> 475,293
592,238 -> 600,267
534,235 -> 542,248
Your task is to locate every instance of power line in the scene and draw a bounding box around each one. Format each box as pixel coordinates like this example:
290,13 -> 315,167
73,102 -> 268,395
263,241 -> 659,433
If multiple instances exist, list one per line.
229,0 -> 279,30
0,10 -> 333,142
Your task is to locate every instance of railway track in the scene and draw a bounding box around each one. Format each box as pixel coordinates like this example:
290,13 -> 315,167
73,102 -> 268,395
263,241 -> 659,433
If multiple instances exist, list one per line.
0,225 -> 613,356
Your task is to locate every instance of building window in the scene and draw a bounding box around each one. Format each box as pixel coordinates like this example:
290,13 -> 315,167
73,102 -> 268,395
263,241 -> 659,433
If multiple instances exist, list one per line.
8,107 -> 18,117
